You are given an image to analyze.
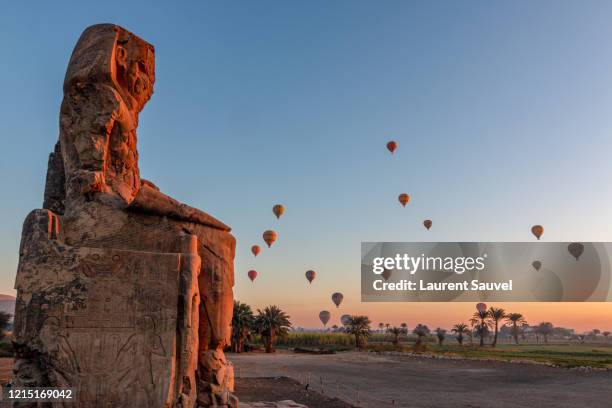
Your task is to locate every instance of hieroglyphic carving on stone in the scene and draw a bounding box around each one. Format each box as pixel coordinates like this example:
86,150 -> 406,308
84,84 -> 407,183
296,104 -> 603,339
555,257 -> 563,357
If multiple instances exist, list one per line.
14,214 -> 184,406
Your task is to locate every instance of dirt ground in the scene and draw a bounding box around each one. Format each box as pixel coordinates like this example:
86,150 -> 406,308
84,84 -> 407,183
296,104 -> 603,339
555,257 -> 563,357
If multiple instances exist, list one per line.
231,351 -> 612,408
0,357 -> 350,407
236,377 -> 353,408
3,353 -> 610,407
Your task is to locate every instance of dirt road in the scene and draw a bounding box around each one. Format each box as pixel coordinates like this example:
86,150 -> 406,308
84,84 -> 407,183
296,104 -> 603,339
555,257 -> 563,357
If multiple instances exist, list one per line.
231,351 -> 612,408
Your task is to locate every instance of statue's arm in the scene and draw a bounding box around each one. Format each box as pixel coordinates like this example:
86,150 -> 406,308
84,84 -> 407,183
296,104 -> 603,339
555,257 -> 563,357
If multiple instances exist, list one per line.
128,181 -> 230,231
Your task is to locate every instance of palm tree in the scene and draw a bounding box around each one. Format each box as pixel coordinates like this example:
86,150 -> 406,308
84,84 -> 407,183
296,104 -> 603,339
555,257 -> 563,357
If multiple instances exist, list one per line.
378,322 -> 385,333
487,307 -> 506,347
253,305 -> 291,353
505,313 -> 527,345
413,324 -> 430,348
471,311 -> 490,347
231,301 -> 254,353
400,322 -> 408,330
346,315 -> 372,348
451,323 -> 469,345
603,331 -> 610,341
435,328 -> 447,345
536,322 -> 554,343
387,326 -> 406,346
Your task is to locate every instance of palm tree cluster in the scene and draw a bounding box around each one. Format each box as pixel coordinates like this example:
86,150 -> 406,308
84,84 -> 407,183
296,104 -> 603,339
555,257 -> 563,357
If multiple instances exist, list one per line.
232,302 -> 605,351
345,315 -> 372,348
462,307 -> 531,347
231,301 -> 291,353
232,301 -> 255,353
413,324 -> 430,348
387,325 -> 407,346
451,323 -> 469,345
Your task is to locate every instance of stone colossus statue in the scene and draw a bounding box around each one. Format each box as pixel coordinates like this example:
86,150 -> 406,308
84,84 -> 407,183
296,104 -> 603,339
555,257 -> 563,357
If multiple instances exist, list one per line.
13,24 -> 237,407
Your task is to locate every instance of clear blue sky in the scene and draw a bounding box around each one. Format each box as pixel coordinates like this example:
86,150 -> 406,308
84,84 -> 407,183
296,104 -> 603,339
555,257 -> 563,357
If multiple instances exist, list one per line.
2,1 -> 612,328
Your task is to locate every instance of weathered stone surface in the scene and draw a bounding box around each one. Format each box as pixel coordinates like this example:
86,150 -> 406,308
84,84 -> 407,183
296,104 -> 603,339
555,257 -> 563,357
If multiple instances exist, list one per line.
13,23 -> 236,407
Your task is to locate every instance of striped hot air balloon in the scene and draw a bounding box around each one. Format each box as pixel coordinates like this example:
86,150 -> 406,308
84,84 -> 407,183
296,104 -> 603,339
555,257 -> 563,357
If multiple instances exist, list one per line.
263,230 -> 277,247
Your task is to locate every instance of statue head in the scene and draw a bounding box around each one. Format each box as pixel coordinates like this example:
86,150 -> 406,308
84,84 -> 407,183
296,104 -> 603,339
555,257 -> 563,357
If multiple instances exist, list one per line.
64,24 -> 155,115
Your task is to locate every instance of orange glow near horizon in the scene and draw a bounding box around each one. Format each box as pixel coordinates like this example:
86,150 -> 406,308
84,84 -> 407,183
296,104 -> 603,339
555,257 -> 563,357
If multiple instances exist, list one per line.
259,301 -> 612,333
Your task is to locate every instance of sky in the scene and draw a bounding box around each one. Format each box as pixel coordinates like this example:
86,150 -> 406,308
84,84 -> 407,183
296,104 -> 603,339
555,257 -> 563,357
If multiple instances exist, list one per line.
1,1 -> 612,332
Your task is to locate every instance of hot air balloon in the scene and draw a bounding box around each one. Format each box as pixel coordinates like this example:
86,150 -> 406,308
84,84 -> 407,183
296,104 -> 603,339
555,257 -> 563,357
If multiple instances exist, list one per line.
247,270 -> 257,282
340,314 -> 351,326
305,270 -> 316,284
532,260 -> 542,271
251,245 -> 261,257
386,141 -> 398,154
331,292 -> 344,308
423,220 -> 432,230
381,269 -> 392,281
263,230 -> 277,248
272,204 -> 285,219
476,303 -> 487,313
531,225 -> 544,240
568,242 -> 584,260
398,193 -> 410,207
319,310 -> 331,327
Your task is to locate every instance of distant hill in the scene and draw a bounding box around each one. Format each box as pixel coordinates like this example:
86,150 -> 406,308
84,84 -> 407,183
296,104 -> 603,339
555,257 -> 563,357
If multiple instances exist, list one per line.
0,295 -> 15,317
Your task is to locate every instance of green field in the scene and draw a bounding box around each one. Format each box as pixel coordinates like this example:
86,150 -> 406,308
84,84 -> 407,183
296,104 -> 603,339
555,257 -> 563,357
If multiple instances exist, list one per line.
423,343 -> 612,368
268,333 -> 612,369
